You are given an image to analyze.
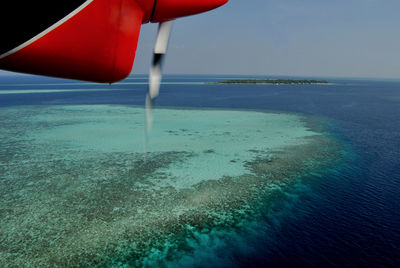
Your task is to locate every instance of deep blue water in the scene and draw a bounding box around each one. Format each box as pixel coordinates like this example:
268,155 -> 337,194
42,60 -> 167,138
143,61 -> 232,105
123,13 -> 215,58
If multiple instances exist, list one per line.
1,74 -> 399,267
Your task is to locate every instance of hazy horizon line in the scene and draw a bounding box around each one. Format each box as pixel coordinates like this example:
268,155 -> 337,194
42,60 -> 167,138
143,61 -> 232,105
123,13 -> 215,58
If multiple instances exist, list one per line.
1,71 -> 399,81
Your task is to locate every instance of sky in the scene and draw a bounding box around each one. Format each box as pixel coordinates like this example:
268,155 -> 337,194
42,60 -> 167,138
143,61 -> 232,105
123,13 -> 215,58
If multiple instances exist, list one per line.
1,0 -> 400,79
132,0 -> 400,78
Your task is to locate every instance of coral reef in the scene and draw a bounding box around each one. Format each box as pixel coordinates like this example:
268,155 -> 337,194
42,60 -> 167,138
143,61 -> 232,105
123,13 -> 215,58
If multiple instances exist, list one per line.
0,106 -> 343,267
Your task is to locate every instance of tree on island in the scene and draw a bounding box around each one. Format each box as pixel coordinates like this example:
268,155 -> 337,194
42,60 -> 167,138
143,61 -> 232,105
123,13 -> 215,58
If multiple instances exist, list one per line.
210,79 -> 329,85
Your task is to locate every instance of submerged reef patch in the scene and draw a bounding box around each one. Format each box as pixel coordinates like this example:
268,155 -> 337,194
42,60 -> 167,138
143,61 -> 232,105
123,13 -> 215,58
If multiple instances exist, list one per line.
0,106 -> 343,267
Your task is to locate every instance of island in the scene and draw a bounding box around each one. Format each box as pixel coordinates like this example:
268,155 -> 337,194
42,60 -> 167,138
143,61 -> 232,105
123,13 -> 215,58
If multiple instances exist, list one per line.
208,79 -> 330,85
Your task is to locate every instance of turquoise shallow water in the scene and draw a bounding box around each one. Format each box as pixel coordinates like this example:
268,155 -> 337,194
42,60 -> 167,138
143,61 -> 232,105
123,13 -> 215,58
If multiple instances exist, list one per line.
27,105 -> 317,189
0,105 -> 341,267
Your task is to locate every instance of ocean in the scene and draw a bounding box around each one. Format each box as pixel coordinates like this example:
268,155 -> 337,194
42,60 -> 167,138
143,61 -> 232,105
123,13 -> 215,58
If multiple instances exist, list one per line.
0,74 -> 399,267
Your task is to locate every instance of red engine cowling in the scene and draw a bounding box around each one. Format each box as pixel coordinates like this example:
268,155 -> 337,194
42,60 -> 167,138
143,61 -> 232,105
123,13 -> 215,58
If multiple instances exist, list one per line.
0,0 -> 145,83
0,0 -> 228,83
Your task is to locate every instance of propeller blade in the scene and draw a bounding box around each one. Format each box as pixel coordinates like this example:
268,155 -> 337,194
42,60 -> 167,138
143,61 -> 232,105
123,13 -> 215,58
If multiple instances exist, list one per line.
146,20 -> 173,136
148,20 -> 173,100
